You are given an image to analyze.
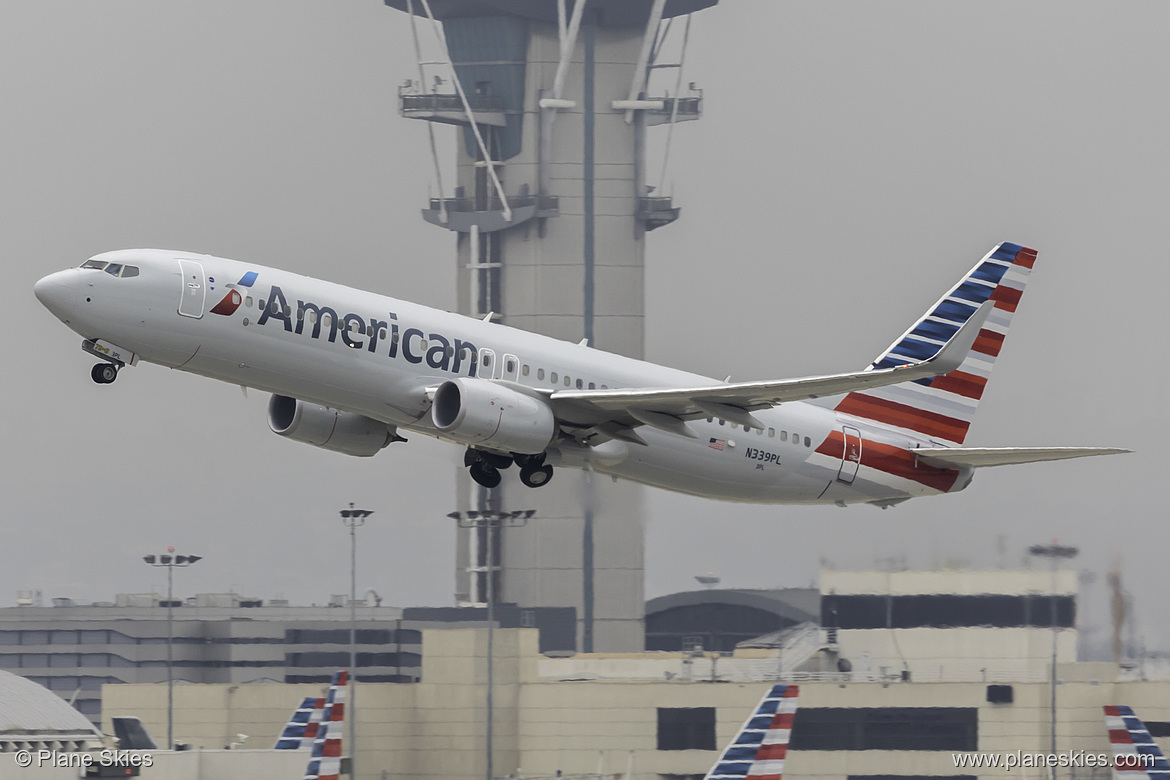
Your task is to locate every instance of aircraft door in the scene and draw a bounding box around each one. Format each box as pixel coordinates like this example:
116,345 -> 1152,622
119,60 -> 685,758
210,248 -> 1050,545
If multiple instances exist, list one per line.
176,259 -> 206,319
501,353 -> 520,382
837,426 -> 862,483
477,348 -> 497,379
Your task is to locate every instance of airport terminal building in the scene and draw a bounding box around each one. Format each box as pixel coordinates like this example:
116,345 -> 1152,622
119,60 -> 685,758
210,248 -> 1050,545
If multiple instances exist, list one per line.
75,568 -> 1168,780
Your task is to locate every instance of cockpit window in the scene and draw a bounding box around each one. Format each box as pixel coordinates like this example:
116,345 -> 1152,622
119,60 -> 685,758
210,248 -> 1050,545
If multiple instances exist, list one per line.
104,263 -> 123,277
80,259 -> 108,270
121,265 -> 140,278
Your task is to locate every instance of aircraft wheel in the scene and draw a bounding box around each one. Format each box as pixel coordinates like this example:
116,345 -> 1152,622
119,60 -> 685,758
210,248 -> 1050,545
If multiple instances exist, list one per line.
91,363 -> 118,384
469,461 -> 502,489
520,464 -> 554,488
514,452 -> 547,469
480,451 -> 514,470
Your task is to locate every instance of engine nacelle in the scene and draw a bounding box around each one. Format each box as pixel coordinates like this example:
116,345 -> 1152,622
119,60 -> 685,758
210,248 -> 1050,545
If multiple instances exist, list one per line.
431,378 -> 556,454
267,395 -> 397,457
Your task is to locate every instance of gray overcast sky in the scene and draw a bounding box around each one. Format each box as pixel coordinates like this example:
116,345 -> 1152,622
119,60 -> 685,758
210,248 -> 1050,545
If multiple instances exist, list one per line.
2,2 -> 1165,656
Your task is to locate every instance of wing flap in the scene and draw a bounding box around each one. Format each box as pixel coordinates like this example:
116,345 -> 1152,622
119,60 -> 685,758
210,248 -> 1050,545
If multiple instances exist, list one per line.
915,447 -> 1129,469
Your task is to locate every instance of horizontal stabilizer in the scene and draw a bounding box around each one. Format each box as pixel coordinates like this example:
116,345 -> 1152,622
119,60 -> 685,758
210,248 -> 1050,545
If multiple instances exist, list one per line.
915,447 -> 1129,469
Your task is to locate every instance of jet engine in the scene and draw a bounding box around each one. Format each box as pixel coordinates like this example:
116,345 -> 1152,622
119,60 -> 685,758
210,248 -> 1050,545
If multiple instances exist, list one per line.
267,395 -> 398,457
431,378 -> 556,454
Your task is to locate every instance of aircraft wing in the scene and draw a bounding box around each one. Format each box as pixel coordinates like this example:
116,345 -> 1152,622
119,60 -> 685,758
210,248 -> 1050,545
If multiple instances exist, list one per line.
550,301 -> 992,437
914,447 -> 1130,469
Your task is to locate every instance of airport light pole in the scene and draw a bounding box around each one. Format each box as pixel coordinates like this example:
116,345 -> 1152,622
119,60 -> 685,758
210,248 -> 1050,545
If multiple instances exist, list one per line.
447,509 -> 535,780
1028,541 -> 1078,758
340,503 -> 373,779
143,548 -> 201,750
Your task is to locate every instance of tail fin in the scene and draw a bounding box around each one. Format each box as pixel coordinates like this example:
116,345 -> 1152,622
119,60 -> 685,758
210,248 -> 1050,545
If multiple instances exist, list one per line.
705,684 -> 799,780
835,242 -> 1037,445
303,670 -> 347,780
274,696 -> 327,750
1104,706 -> 1170,779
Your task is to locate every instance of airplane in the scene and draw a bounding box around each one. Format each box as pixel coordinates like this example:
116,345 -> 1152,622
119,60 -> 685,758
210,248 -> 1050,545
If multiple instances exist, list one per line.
705,683 -> 799,780
274,692 -> 330,751
1104,705 -> 1169,779
302,670 -> 346,780
33,241 -> 1126,505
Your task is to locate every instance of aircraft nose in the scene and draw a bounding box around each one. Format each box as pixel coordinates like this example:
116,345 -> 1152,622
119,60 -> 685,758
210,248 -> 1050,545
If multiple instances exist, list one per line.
34,269 -> 79,319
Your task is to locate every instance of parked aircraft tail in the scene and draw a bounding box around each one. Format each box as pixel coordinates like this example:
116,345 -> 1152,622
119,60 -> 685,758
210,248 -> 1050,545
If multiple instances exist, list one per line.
835,241 -> 1036,445
303,670 -> 347,780
274,696 -> 327,750
705,683 -> 799,780
1104,705 -> 1170,779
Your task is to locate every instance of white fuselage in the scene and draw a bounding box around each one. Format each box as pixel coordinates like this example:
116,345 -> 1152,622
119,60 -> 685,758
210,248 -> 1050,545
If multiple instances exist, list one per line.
34,250 -> 972,504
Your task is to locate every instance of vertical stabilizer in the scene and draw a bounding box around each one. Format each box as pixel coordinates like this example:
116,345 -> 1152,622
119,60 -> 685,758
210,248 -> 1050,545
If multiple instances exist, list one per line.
1104,705 -> 1170,779
705,684 -> 799,780
274,696 -> 326,750
304,670 -> 347,780
835,242 -> 1037,445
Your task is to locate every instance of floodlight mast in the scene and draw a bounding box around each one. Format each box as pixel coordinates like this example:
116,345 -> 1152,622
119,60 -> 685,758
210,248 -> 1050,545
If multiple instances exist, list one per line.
339,503 -> 373,778
142,547 -> 201,750
1028,541 -> 1078,757
446,510 -> 535,780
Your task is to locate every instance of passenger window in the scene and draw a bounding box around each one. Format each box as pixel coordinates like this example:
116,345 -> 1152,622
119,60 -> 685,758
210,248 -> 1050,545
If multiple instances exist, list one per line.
537,368 -> 545,381
768,428 -> 775,438
707,417 -> 713,423
310,311 -> 318,323
481,353 -> 490,367
121,266 -> 140,278
576,378 -> 583,389
757,428 -> 764,436
297,309 -> 305,321
420,339 -> 429,351
791,432 -> 798,442
551,372 -> 558,383
522,365 -> 530,377
446,346 -> 454,357
588,382 -> 595,389
104,263 -> 123,277
284,305 -> 292,317
719,419 -> 725,426
379,328 -> 386,339
506,358 -> 516,373
259,299 -> 266,310
804,436 -> 811,447
601,385 -> 608,389
245,296 -> 254,308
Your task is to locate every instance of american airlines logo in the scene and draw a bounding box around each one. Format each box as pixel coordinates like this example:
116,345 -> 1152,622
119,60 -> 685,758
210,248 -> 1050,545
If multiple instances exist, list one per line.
251,284 -> 480,376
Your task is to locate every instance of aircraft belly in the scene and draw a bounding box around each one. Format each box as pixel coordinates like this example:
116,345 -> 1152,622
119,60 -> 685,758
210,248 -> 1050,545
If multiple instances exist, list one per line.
609,428 -> 829,504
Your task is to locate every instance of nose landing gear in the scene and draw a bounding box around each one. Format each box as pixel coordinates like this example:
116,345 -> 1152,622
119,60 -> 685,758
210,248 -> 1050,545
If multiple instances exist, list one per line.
90,362 -> 119,384
464,449 -> 555,489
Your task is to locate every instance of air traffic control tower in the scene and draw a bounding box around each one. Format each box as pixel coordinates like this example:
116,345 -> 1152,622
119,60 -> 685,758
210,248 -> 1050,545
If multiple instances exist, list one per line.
386,0 -> 715,651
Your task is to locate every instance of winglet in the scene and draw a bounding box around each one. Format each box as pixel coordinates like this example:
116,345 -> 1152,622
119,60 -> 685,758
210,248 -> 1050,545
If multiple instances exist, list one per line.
917,300 -> 994,376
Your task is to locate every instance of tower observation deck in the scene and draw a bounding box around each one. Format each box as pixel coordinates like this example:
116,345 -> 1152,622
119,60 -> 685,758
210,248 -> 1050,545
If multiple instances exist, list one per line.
386,0 -> 716,652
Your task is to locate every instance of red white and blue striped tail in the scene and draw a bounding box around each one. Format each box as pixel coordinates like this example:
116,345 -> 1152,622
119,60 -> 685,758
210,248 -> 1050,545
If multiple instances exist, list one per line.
274,696 -> 327,750
303,670 -> 347,780
834,242 -> 1037,446
705,684 -> 799,780
1105,706 -> 1170,780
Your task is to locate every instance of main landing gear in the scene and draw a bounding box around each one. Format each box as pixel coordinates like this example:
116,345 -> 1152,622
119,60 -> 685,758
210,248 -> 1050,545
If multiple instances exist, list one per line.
90,362 -> 119,384
464,449 -> 554,489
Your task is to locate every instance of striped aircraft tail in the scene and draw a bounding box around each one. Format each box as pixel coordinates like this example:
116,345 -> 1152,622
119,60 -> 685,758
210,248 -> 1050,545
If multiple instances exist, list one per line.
834,242 -> 1037,446
304,670 -> 347,780
705,684 -> 799,780
274,696 -> 327,750
1105,706 -> 1170,780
